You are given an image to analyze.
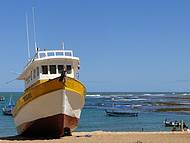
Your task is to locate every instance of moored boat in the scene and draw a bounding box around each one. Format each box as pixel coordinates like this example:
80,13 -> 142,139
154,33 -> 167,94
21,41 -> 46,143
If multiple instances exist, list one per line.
2,96 -> 15,116
0,96 -> 5,101
105,108 -> 138,117
164,120 -> 181,127
105,98 -> 138,117
12,48 -> 86,137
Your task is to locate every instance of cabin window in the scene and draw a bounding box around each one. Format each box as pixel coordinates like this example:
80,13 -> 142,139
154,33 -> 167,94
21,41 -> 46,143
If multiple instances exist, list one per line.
26,76 -> 30,84
39,53 -> 46,58
37,67 -> 39,76
50,65 -> 56,74
27,78 -> 30,84
66,65 -> 72,74
65,52 -> 72,56
58,65 -> 64,74
56,52 -> 63,56
33,69 -> 36,79
47,52 -> 54,56
42,65 -> 48,74
30,71 -> 32,80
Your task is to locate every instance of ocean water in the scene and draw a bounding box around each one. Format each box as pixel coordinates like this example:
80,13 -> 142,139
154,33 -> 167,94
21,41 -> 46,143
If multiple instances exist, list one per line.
0,92 -> 190,137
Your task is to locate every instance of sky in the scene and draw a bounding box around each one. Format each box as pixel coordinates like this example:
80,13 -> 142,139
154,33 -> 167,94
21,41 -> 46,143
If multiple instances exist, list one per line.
0,0 -> 190,92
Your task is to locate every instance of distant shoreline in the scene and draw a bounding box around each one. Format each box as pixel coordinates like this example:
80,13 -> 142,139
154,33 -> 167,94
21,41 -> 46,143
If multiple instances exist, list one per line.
0,131 -> 189,143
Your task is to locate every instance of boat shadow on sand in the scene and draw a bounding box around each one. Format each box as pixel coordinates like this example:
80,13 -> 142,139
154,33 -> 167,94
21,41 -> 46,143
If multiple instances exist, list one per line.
0,135 -> 65,140
0,134 -> 93,141
0,128 -> 73,140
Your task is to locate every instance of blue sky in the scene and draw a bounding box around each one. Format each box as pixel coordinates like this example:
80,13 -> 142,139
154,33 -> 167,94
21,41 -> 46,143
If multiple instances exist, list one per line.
0,0 -> 190,92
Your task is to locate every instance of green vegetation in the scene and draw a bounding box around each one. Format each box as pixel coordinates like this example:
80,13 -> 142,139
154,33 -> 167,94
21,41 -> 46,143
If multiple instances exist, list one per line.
144,102 -> 188,106
155,108 -> 190,112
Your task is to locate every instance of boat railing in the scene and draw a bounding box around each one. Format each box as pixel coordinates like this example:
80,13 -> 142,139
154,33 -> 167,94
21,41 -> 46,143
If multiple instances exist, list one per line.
36,50 -> 73,59
24,50 -> 73,69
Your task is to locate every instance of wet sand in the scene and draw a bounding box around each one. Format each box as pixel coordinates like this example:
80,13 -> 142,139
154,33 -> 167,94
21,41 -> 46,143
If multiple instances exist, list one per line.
0,131 -> 190,143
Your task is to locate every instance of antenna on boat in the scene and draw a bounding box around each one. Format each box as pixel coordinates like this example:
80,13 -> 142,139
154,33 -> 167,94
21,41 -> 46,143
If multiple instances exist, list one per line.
25,13 -> 31,60
32,7 -> 38,52
61,41 -> 65,50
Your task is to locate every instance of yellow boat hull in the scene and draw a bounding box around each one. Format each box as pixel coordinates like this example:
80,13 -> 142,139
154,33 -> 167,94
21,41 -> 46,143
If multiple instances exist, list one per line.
13,77 -> 86,137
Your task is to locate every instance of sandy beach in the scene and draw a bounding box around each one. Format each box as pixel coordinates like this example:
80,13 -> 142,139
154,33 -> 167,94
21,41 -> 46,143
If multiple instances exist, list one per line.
0,131 -> 189,143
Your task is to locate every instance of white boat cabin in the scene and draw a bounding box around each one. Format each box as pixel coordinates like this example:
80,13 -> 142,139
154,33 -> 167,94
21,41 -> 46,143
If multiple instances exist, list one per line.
17,49 -> 80,89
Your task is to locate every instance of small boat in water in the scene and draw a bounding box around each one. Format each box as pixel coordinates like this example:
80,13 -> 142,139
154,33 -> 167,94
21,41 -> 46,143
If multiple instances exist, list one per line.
0,96 -> 5,101
105,98 -> 138,117
164,119 -> 188,128
2,96 -> 15,116
164,119 -> 189,131
164,120 -> 181,127
105,108 -> 138,117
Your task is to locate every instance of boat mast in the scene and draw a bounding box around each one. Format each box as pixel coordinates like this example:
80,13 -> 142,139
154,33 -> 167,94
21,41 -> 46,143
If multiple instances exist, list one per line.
32,7 -> 38,52
25,13 -> 30,60
61,41 -> 65,50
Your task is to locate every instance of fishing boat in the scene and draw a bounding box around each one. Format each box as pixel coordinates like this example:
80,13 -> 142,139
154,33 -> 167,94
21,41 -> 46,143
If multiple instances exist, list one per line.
12,48 -> 86,137
164,120 -> 181,127
164,119 -> 189,131
0,96 -> 5,101
105,108 -> 138,117
105,98 -> 138,117
2,96 -> 15,116
164,119 -> 189,128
